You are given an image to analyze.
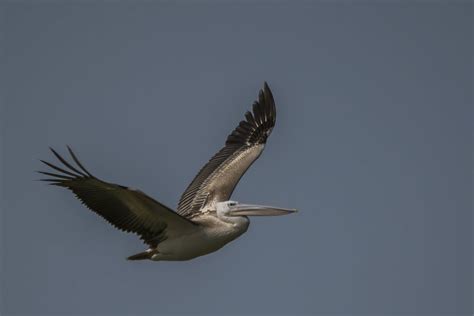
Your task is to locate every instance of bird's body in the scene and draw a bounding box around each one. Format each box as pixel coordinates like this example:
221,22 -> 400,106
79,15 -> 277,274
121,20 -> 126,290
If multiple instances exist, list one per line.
39,83 -> 296,261
150,214 -> 249,261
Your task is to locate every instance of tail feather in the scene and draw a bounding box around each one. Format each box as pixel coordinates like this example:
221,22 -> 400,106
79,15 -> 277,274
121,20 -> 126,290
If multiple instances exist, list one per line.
127,249 -> 157,261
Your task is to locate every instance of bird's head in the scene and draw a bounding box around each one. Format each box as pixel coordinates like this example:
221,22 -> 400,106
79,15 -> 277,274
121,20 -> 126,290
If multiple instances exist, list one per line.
216,200 -> 297,219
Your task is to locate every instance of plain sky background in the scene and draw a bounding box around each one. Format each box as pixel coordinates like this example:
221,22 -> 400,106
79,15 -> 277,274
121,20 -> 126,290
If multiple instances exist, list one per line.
1,2 -> 472,315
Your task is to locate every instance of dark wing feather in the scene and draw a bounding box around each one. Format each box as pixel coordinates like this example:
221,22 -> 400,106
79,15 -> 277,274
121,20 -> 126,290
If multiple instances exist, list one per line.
177,82 -> 276,218
39,148 -> 196,247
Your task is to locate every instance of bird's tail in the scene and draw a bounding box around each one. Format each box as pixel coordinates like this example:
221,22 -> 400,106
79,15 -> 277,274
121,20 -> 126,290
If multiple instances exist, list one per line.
127,249 -> 157,261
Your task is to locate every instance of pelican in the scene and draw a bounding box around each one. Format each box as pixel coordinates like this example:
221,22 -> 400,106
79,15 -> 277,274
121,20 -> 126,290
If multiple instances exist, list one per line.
38,82 -> 296,261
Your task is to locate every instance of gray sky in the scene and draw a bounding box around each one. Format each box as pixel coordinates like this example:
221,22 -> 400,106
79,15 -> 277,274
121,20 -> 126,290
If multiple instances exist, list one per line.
1,2 -> 472,315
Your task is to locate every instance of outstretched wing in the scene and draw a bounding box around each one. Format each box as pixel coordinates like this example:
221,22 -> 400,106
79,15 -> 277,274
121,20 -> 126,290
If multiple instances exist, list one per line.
38,147 -> 196,247
177,82 -> 277,218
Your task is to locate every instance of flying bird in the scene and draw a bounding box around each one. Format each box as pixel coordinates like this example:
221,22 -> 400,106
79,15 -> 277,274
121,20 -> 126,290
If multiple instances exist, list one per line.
38,82 -> 296,261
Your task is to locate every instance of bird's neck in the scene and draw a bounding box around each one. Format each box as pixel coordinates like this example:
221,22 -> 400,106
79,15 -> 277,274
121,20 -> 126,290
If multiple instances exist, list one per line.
219,214 -> 250,227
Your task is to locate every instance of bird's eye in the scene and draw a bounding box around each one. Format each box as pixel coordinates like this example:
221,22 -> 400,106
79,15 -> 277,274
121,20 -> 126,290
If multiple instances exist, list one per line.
229,202 -> 236,206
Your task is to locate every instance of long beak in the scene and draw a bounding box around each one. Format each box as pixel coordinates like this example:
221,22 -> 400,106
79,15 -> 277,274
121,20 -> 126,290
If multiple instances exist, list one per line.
228,204 -> 297,217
